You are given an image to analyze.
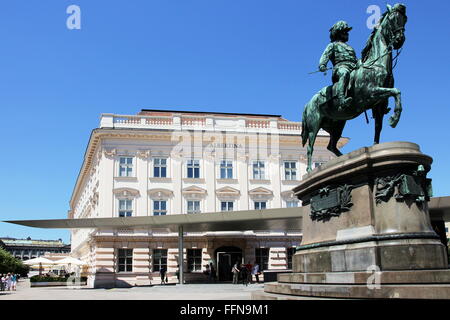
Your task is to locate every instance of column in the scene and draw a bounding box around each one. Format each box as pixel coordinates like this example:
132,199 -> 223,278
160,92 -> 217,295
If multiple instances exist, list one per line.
178,225 -> 184,285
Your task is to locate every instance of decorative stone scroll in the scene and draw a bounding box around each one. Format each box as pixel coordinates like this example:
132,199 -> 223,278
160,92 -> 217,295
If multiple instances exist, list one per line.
136,149 -> 151,159
310,184 -> 353,222
103,148 -> 117,158
375,165 -> 433,204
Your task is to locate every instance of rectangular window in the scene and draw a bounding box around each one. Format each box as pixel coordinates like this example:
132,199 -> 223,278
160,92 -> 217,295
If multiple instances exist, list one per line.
314,162 -> 324,168
286,200 -> 298,208
153,249 -> 167,272
253,161 -> 265,180
187,249 -> 202,272
153,158 -> 167,178
187,200 -> 201,214
221,201 -> 234,212
119,157 -> 133,177
118,249 -> 133,272
255,248 -> 269,271
220,160 -> 233,179
254,201 -> 267,210
287,247 -> 296,269
187,159 -> 200,178
153,200 -> 167,216
284,161 -> 297,180
118,199 -> 133,217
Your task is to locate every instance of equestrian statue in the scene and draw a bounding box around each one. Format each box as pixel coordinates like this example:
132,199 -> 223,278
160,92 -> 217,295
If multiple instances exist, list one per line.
301,3 -> 408,172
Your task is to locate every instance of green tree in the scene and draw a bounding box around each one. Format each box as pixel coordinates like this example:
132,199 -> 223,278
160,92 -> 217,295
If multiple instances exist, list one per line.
0,248 -> 29,276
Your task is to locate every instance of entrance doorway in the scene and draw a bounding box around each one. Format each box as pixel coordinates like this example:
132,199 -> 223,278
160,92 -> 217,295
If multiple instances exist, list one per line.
215,246 -> 242,281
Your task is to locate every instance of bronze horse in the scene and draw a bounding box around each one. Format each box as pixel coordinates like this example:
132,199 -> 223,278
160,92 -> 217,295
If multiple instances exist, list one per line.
301,4 -> 408,172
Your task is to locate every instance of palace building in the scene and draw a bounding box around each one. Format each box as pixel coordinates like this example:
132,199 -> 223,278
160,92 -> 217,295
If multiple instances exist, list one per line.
0,237 -> 71,261
69,109 -> 348,288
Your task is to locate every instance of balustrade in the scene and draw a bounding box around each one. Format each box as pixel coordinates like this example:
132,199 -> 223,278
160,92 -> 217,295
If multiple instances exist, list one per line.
101,114 -> 302,133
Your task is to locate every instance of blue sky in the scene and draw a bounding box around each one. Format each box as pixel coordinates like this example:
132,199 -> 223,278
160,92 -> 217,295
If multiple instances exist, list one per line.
0,0 -> 449,243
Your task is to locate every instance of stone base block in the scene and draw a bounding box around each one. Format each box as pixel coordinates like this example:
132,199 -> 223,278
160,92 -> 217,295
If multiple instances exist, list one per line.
253,269 -> 450,299
294,238 -> 448,272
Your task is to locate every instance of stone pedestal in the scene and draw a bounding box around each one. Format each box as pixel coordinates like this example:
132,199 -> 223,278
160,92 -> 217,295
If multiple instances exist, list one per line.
254,142 -> 450,300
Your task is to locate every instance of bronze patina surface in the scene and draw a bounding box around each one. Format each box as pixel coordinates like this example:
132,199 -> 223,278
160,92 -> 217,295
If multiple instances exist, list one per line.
302,4 -> 408,172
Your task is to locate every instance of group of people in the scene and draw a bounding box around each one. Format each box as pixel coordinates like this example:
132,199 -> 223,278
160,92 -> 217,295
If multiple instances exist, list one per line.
0,273 -> 18,291
232,261 -> 260,286
158,262 -> 260,285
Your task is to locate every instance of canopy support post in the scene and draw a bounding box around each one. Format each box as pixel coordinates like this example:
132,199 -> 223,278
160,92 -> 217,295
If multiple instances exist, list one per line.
178,225 -> 184,285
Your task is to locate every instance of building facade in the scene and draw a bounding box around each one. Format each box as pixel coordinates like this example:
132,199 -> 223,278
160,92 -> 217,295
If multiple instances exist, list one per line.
69,109 -> 347,288
0,237 -> 71,261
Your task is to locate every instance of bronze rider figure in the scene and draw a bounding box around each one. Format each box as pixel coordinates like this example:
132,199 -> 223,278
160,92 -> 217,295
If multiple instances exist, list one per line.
319,20 -> 357,111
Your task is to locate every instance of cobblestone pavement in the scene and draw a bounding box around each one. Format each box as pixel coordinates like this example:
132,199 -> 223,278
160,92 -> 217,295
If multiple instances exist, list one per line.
0,279 -> 265,300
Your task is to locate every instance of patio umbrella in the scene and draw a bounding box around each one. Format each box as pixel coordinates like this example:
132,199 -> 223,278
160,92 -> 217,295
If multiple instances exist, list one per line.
54,257 -> 86,265
54,257 -> 86,275
23,257 -> 55,276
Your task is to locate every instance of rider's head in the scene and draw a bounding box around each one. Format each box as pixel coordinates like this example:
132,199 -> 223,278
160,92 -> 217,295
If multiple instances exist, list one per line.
330,20 -> 352,42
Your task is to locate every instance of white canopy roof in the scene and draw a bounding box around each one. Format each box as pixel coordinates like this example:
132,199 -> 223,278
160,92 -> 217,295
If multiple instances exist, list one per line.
3,207 -> 303,232
3,197 -> 450,232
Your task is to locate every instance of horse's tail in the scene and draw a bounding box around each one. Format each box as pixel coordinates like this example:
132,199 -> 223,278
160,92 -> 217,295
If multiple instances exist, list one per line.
301,106 -> 309,147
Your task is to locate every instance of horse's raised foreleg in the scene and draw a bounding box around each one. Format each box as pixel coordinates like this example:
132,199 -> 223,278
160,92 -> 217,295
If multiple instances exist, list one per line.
369,87 -> 402,128
388,89 -> 402,128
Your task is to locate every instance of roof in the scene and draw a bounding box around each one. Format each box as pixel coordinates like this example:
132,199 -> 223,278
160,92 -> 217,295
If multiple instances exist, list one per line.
0,238 -> 68,247
429,196 -> 450,221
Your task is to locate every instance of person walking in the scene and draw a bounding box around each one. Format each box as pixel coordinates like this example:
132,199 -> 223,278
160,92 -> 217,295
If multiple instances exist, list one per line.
232,262 -> 240,284
0,274 -> 5,291
245,262 -> 253,284
209,262 -> 216,283
11,274 -> 17,291
160,266 -> 167,285
5,273 -> 11,291
240,265 -> 248,286
252,262 -> 260,283
204,264 -> 210,280
175,265 -> 180,284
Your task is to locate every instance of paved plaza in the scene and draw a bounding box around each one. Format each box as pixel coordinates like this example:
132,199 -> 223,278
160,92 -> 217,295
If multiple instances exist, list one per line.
0,279 -> 266,300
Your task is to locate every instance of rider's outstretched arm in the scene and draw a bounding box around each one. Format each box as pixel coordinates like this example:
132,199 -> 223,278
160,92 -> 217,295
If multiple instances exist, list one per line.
319,43 -> 333,71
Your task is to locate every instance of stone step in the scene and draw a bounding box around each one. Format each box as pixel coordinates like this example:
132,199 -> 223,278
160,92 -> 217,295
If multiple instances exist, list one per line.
251,289 -> 342,300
